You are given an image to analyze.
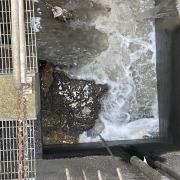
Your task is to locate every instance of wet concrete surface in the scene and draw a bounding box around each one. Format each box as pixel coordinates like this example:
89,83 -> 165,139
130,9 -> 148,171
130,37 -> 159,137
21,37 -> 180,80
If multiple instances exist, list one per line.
35,0 -> 109,67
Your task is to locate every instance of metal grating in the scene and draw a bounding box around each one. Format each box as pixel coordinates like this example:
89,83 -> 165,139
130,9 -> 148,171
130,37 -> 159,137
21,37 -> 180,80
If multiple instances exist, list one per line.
0,0 -> 12,74
25,0 -> 38,73
0,1 -> 38,179
0,119 -> 36,180
0,0 -> 38,75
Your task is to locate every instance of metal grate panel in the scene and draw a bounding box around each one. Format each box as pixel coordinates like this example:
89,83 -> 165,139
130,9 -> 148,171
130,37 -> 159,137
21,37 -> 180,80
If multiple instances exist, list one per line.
0,0 -> 38,75
25,0 -> 38,73
0,119 -> 36,180
0,0 -> 12,74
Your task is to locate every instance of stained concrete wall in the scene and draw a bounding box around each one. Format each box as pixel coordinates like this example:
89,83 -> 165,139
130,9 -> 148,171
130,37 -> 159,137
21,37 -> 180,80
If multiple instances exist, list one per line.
35,0 -> 109,68
156,20 -> 172,139
170,26 -> 180,145
155,13 -> 180,143
0,73 -> 40,119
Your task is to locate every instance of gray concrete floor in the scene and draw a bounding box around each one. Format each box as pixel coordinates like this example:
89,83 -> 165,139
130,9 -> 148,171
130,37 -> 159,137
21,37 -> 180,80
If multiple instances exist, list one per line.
36,156 -> 147,180
160,151 -> 180,173
36,150 -> 180,180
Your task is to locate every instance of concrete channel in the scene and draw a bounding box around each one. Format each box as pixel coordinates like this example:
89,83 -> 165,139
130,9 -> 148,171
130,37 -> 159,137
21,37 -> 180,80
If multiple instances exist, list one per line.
1,0 -> 180,179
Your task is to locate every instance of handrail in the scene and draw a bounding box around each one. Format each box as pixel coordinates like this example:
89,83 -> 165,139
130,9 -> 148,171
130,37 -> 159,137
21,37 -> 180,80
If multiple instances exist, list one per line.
11,0 -> 27,88
11,0 -> 21,89
19,0 -> 27,84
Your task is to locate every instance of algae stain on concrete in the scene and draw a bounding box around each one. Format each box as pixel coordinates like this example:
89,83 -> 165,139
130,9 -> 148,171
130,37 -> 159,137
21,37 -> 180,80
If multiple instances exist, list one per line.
0,75 -> 40,119
35,0 -> 109,67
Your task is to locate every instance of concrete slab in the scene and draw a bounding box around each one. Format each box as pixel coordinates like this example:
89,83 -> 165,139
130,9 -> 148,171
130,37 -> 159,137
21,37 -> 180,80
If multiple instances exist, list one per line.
0,73 -> 40,119
160,151 -> 180,173
36,156 -> 146,180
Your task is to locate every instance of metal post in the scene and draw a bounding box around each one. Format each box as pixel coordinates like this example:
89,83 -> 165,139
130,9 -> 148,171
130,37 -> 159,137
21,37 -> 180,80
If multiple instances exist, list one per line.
11,0 -> 21,89
19,0 -> 27,84
130,156 -> 169,180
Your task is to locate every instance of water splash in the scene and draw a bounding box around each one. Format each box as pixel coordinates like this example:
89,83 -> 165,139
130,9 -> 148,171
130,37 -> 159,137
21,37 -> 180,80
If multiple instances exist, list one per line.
75,0 -> 159,142
72,0 -> 159,142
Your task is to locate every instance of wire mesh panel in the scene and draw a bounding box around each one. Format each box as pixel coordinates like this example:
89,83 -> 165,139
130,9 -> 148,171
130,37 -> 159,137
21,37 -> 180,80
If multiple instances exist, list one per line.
0,1 -> 38,179
0,0 -> 12,74
0,119 -> 36,180
0,0 -> 38,74
25,0 -> 38,73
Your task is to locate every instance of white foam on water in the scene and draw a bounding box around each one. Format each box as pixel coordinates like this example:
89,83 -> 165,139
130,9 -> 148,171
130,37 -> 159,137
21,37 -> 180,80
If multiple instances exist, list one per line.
71,0 -> 159,142
80,118 -> 159,142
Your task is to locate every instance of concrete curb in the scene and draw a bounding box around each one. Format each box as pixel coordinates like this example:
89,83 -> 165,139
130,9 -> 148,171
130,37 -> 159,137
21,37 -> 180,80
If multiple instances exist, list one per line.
155,161 -> 180,180
130,156 -> 169,180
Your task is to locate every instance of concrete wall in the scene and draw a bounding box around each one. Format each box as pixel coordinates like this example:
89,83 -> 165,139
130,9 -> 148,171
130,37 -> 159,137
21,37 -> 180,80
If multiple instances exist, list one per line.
0,73 -> 40,120
155,13 -> 180,143
156,21 -> 172,140
170,26 -> 180,145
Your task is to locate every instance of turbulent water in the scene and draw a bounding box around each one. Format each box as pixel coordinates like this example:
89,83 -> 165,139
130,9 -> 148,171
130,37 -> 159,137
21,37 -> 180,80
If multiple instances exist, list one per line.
35,0 -> 159,143
69,0 -> 159,142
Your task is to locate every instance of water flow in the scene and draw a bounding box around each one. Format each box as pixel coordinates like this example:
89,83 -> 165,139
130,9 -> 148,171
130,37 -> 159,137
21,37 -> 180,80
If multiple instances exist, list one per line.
70,0 -> 159,142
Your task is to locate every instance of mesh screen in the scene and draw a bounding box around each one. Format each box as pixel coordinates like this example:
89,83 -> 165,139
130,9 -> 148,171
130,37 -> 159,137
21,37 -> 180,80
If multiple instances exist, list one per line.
0,0 -> 38,74
0,119 -> 36,180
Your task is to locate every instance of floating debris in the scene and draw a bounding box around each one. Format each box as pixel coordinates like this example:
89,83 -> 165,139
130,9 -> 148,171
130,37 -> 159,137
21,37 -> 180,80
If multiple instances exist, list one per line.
41,0 -> 73,22
52,6 -> 73,22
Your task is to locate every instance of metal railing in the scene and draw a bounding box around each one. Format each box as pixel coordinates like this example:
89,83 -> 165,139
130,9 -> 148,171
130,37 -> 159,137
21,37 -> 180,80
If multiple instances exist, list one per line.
0,0 -> 38,75
0,119 -> 36,180
0,0 -> 38,179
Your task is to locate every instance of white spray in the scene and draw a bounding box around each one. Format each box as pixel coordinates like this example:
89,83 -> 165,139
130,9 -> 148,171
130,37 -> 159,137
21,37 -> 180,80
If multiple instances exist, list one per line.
75,0 -> 159,142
